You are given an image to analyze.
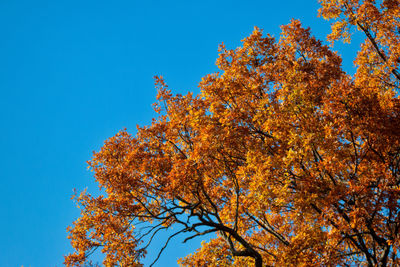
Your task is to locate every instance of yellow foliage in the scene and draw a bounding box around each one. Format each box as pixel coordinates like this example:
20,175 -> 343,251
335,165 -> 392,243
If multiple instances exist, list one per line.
65,2 -> 400,266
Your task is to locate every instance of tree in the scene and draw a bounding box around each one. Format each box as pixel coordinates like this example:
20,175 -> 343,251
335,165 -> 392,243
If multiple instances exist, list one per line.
65,1 -> 400,266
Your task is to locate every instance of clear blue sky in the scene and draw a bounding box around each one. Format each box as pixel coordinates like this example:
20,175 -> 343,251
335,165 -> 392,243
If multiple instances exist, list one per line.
0,0 -> 361,266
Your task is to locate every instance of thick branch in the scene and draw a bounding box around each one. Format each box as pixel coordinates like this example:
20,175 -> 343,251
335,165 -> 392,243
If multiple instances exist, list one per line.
356,22 -> 400,82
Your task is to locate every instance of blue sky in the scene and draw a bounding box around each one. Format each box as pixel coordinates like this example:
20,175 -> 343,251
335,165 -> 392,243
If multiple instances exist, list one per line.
0,0 -> 361,266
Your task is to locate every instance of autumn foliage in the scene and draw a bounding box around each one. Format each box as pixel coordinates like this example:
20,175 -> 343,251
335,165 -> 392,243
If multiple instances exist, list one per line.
65,1 -> 400,266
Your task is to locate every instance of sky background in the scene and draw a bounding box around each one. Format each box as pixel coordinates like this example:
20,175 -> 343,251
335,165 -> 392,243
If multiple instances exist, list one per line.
0,0 -> 362,266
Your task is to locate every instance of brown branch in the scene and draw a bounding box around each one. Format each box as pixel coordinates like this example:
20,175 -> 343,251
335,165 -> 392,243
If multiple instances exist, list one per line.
356,21 -> 400,82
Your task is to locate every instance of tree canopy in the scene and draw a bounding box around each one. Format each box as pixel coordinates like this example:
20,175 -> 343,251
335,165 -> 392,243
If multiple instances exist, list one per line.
65,0 -> 400,266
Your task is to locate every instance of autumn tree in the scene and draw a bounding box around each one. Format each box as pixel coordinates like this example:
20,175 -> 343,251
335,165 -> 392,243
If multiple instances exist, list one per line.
65,0 -> 400,266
